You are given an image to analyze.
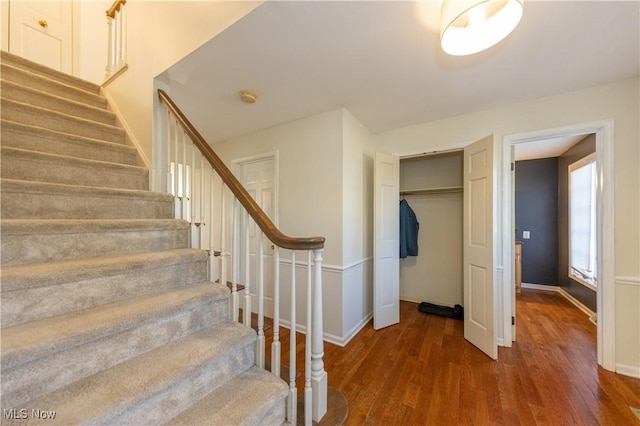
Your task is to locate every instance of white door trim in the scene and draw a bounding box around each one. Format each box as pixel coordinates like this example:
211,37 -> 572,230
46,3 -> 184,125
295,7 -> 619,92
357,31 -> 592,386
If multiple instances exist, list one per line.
502,119 -> 615,372
231,150 -> 280,228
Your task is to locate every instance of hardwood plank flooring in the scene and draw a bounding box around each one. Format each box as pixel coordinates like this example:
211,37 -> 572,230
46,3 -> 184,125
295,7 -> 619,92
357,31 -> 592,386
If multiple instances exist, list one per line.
266,289 -> 640,425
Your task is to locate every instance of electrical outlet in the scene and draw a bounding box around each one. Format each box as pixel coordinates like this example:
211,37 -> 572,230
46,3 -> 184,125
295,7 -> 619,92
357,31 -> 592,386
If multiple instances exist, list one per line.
523,231 -> 530,239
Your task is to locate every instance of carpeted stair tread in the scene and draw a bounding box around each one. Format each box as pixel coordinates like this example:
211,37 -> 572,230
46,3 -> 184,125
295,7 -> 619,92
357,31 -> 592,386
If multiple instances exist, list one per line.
1,62 -> 106,108
166,366 -> 288,426
1,248 -> 207,293
1,219 -> 189,266
1,97 -> 125,143
1,218 -> 188,235
1,119 -> 140,165
1,146 -> 148,190
1,282 -> 230,371
2,322 -> 257,425
0,179 -> 174,219
1,50 -> 101,94
1,79 -> 116,125
1,248 -> 209,327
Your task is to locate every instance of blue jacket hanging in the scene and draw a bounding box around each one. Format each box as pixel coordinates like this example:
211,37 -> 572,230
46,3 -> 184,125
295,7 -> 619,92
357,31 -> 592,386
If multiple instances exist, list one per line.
399,199 -> 419,258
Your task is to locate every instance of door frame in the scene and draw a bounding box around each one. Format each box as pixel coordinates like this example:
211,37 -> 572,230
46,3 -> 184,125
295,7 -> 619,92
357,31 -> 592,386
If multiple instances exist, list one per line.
502,120 -> 615,371
231,150 -> 280,313
393,140 -> 506,353
231,150 -> 280,227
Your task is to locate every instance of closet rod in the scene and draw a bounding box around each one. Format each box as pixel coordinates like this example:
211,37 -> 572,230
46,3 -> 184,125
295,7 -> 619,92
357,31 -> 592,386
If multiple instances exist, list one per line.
400,186 -> 463,196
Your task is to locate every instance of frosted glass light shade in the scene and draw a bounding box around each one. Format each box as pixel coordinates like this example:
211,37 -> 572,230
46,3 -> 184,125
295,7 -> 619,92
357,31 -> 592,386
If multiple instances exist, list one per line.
440,0 -> 524,56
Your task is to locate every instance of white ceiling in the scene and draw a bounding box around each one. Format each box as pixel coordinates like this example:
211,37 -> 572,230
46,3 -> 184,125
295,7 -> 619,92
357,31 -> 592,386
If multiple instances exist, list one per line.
159,1 -> 640,153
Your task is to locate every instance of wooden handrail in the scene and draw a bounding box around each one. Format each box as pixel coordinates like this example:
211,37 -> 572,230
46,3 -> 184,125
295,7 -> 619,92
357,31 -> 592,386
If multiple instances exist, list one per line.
106,0 -> 126,18
158,89 -> 325,251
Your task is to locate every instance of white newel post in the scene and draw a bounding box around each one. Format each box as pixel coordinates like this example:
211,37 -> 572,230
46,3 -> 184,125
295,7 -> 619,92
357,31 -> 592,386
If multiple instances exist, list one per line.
311,249 -> 327,422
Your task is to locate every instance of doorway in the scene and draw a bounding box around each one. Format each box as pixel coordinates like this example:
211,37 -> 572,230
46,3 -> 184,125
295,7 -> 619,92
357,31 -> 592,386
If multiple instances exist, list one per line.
232,151 -> 279,318
502,120 -> 615,371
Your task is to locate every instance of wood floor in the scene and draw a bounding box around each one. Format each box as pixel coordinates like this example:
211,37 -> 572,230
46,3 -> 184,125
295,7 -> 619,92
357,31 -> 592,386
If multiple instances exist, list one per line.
271,289 -> 640,425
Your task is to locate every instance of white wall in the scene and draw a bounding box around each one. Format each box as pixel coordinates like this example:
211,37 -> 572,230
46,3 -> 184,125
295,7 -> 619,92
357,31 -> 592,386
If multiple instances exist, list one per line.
74,0 -> 110,84
101,1 -> 263,163
214,109 -> 346,341
214,108 -> 376,345
374,77 -> 640,376
341,109 -> 374,341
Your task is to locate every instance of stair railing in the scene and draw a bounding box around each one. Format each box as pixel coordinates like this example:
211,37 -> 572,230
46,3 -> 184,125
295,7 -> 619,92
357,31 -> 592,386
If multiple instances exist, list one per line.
156,89 -> 327,425
105,0 -> 127,81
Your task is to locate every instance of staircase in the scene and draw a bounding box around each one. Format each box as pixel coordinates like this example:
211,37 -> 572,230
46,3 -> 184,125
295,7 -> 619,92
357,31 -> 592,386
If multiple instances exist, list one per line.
0,51 -> 288,425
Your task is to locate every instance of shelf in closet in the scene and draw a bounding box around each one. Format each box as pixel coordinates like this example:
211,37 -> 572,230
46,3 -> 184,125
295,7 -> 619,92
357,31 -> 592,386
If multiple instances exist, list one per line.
400,186 -> 463,196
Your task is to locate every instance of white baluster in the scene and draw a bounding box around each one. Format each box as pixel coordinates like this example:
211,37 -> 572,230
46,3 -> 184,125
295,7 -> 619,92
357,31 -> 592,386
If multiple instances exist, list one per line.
208,171 -> 216,282
311,249 -> 327,422
231,198 -> 240,322
287,251 -> 297,424
174,127 -> 182,219
271,246 -> 281,377
115,12 -> 122,70
189,140 -> 196,248
199,155 -> 205,249
256,232 -> 265,368
118,5 -> 126,68
181,129 -> 188,221
243,211 -> 251,327
304,250 -> 313,426
220,183 -> 228,318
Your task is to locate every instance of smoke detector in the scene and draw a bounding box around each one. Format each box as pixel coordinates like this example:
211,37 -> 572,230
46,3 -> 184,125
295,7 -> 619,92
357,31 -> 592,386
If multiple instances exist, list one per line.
239,90 -> 257,104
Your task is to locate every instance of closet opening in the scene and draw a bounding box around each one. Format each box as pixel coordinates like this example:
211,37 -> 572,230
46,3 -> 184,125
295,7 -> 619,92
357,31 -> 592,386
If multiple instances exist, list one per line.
399,149 -> 464,319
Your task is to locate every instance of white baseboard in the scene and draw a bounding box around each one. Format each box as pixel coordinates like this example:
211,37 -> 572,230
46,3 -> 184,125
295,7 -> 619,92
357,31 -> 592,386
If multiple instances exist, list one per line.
521,282 -> 559,291
278,319 -> 348,348
616,363 -> 640,379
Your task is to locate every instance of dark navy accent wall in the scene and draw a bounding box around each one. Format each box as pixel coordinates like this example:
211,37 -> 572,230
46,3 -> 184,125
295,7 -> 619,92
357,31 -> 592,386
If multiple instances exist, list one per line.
515,158 -> 559,285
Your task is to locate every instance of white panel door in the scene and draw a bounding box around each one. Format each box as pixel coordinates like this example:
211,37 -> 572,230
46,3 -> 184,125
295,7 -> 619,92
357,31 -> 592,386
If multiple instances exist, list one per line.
463,135 -> 498,359
9,0 -> 72,72
373,152 -> 400,330
240,157 -> 276,317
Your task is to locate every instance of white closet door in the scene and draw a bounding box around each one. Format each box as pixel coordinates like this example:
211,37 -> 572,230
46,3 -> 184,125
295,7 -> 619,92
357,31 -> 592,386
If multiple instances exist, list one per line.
463,135 -> 498,359
373,152 -> 400,330
9,1 -> 73,73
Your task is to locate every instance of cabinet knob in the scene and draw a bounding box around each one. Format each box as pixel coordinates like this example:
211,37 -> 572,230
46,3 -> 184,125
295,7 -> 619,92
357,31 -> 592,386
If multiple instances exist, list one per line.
38,19 -> 48,29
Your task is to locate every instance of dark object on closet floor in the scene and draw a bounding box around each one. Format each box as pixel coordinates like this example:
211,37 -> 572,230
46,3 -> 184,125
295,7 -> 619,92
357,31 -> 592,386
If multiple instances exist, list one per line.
418,302 -> 464,320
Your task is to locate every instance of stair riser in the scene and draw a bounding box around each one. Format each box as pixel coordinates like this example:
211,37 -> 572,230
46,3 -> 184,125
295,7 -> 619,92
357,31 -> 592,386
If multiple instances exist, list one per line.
111,340 -> 255,425
1,82 -> 116,125
1,121 -> 139,165
1,226 -> 188,267
1,190 -> 173,220
1,150 -> 148,191
1,259 -> 208,328
2,100 -> 125,144
2,300 -> 229,408
1,64 -> 105,108
262,399 -> 287,426
1,51 -> 101,94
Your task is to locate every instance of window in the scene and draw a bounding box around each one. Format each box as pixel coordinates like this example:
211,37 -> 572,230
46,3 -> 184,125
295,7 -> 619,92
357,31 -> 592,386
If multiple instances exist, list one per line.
568,153 -> 597,288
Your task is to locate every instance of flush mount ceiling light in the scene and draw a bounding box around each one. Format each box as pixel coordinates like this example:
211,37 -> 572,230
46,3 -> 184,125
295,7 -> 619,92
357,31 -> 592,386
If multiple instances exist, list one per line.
238,90 -> 257,104
440,0 -> 524,56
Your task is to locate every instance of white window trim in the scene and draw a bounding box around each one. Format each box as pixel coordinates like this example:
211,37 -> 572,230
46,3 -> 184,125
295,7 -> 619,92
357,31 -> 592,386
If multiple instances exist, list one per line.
568,152 -> 597,291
